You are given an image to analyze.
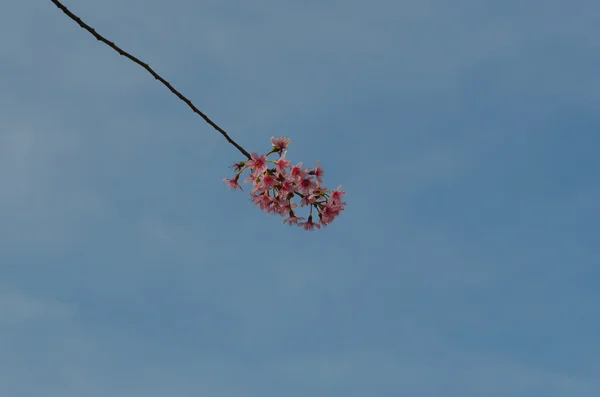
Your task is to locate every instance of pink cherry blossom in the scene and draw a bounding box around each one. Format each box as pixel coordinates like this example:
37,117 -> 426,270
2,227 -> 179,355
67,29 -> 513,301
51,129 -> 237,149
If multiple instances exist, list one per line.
223,176 -> 242,190
328,185 -> 346,205
289,162 -> 307,182
271,136 -> 291,153
273,151 -> 291,175
308,185 -> 327,202
251,191 -> 272,211
277,178 -> 295,197
309,160 -> 324,183
266,197 -> 290,216
224,136 -> 345,230
246,152 -> 268,176
283,212 -> 304,225
257,172 -> 277,191
297,176 -> 317,195
298,215 -> 321,231
318,202 -> 343,225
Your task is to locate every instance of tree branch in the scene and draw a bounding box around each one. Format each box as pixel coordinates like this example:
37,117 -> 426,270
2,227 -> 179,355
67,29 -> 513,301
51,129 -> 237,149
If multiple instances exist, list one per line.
50,0 -> 251,159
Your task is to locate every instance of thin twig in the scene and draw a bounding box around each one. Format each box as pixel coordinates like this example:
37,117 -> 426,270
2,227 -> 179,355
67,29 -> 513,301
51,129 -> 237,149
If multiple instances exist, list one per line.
50,0 -> 251,159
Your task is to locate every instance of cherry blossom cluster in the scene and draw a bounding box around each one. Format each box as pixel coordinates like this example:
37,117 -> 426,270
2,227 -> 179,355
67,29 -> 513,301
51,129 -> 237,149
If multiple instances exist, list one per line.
223,136 -> 345,230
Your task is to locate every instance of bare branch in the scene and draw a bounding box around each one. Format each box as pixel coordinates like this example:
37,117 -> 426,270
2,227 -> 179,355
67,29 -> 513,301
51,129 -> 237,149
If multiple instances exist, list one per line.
50,0 -> 251,159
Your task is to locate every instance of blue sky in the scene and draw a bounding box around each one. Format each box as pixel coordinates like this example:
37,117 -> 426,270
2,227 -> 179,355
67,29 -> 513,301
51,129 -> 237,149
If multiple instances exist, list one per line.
1,0 -> 599,396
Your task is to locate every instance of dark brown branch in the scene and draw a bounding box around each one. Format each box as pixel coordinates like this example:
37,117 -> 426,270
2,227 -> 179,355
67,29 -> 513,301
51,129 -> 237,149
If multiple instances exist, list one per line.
50,0 -> 251,159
